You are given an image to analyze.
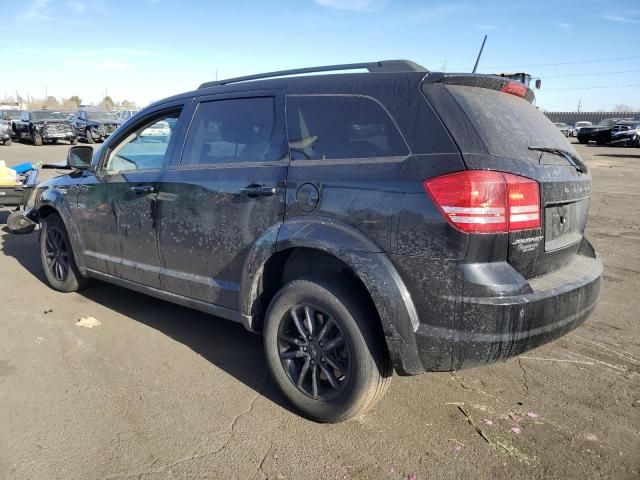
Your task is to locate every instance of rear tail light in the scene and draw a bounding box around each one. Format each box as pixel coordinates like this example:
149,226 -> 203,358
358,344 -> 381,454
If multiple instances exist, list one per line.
501,81 -> 528,98
423,170 -> 540,234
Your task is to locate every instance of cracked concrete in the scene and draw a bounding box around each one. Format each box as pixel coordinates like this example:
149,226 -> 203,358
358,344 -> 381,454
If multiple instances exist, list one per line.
1,141 -> 639,479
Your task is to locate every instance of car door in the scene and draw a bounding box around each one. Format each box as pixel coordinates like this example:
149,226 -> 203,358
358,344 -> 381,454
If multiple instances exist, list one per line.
75,103 -> 188,287
157,91 -> 288,309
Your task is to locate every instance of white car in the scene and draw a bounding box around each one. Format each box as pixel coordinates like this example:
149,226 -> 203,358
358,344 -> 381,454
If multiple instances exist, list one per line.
140,121 -> 171,139
573,121 -> 592,137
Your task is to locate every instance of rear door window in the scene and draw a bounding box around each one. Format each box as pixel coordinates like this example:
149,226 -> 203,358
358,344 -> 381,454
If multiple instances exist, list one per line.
286,95 -> 409,161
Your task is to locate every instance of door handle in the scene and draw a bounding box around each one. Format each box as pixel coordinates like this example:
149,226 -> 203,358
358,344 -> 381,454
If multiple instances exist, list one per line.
129,185 -> 156,195
241,184 -> 277,198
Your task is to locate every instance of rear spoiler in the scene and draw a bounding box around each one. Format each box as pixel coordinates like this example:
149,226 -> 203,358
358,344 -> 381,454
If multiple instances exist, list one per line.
422,72 -> 536,103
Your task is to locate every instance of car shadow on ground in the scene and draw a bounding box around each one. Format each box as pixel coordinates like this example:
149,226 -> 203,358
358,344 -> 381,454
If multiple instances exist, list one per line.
0,221 -> 296,416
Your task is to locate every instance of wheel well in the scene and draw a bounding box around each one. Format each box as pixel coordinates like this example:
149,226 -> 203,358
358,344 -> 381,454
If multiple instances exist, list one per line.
252,247 -> 379,332
37,206 -> 57,220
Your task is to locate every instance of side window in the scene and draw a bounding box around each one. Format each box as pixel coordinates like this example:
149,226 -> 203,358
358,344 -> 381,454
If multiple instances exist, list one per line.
181,97 -> 284,166
103,110 -> 181,173
286,95 -> 409,160
20,112 -> 29,122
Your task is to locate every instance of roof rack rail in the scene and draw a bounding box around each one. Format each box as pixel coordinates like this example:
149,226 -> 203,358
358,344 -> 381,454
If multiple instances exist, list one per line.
198,59 -> 428,89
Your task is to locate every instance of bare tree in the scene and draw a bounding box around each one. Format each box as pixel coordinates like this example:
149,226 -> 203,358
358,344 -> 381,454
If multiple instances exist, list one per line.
99,96 -> 115,111
613,104 -> 634,113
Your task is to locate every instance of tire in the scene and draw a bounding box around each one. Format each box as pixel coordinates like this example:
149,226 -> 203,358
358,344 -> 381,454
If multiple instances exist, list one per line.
70,137 -> 78,145
33,132 -> 43,146
4,138 -> 11,146
263,277 -> 392,423
7,211 -> 36,234
578,137 -> 588,144
40,213 -> 89,292
85,128 -> 95,144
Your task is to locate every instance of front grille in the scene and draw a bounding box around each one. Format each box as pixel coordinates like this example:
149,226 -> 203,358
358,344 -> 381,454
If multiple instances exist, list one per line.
96,123 -> 118,135
43,123 -> 72,136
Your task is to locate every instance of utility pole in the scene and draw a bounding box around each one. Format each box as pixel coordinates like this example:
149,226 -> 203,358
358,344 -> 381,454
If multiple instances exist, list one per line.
45,85 -> 48,98
577,98 -> 582,113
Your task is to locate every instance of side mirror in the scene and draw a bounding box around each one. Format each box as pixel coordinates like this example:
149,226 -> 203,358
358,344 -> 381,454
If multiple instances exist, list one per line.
535,79 -> 542,90
67,146 -> 93,169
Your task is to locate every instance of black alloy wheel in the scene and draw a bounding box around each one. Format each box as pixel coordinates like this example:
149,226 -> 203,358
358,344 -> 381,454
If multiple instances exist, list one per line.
44,225 -> 70,282
278,304 -> 351,401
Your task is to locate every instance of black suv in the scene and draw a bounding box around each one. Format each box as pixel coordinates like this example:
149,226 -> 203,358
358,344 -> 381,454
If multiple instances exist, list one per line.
576,117 -> 630,145
72,109 -> 122,144
15,110 -> 77,146
27,60 -> 602,422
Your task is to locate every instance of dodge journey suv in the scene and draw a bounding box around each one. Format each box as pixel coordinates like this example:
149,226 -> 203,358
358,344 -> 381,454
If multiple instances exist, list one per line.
27,60 -> 602,422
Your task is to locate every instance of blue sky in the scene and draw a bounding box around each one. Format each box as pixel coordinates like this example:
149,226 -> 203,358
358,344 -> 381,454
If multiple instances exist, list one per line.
1,0 -> 639,111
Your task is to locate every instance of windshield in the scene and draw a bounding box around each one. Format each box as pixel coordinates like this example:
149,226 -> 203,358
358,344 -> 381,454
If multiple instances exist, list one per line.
87,112 -> 119,122
575,122 -> 591,127
31,111 -> 68,121
597,119 -> 618,127
554,123 -> 568,128
0,110 -> 22,120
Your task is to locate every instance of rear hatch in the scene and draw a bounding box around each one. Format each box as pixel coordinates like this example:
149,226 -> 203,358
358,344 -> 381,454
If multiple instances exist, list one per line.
421,74 -> 591,279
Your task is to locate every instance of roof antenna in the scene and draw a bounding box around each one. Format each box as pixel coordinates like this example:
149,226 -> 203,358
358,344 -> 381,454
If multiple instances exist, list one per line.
472,35 -> 487,73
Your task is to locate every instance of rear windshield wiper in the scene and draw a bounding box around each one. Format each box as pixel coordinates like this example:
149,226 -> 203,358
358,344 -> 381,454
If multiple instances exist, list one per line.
528,146 -> 588,174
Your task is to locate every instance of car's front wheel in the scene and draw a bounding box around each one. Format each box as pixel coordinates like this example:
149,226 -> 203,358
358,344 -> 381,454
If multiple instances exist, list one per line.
40,213 -> 89,292
85,128 -> 95,144
33,132 -> 43,146
263,277 -> 392,422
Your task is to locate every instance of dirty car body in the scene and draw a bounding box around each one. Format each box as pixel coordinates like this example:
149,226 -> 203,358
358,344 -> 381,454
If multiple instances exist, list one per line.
27,60 -> 602,420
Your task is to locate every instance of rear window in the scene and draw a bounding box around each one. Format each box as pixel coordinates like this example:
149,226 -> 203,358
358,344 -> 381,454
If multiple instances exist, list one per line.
445,85 -> 572,163
286,95 -> 409,160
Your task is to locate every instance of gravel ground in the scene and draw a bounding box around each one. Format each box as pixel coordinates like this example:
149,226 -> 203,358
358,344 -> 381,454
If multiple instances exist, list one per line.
0,139 -> 638,480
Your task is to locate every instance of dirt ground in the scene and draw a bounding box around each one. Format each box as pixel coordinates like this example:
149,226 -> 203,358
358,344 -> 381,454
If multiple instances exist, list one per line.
0,139 -> 638,480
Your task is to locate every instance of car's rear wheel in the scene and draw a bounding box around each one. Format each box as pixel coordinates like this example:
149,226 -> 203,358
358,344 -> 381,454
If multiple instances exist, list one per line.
40,213 -> 89,292
33,132 -> 43,146
578,137 -> 588,144
4,138 -> 11,146
263,277 -> 392,422
70,137 -> 78,145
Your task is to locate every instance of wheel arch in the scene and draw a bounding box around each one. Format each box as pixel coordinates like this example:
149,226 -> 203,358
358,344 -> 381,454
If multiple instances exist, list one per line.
239,218 -> 425,375
34,194 -> 88,271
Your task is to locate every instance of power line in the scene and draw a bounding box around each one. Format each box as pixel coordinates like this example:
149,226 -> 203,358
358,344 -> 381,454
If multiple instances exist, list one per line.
544,84 -> 640,91
543,69 -> 640,78
479,55 -> 640,70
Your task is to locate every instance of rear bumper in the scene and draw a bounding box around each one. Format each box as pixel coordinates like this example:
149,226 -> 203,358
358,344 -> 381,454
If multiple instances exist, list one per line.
405,239 -> 602,372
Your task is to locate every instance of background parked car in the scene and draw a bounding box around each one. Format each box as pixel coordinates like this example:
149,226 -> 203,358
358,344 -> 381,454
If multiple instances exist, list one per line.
554,122 -> 571,137
577,118 -> 628,144
14,110 -> 78,146
72,110 -> 122,144
113,109 -> 139,122
611,122 -> 640,147
0,121 -> 11,145
573,121 -> 592,137
0,109 -> 24,140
